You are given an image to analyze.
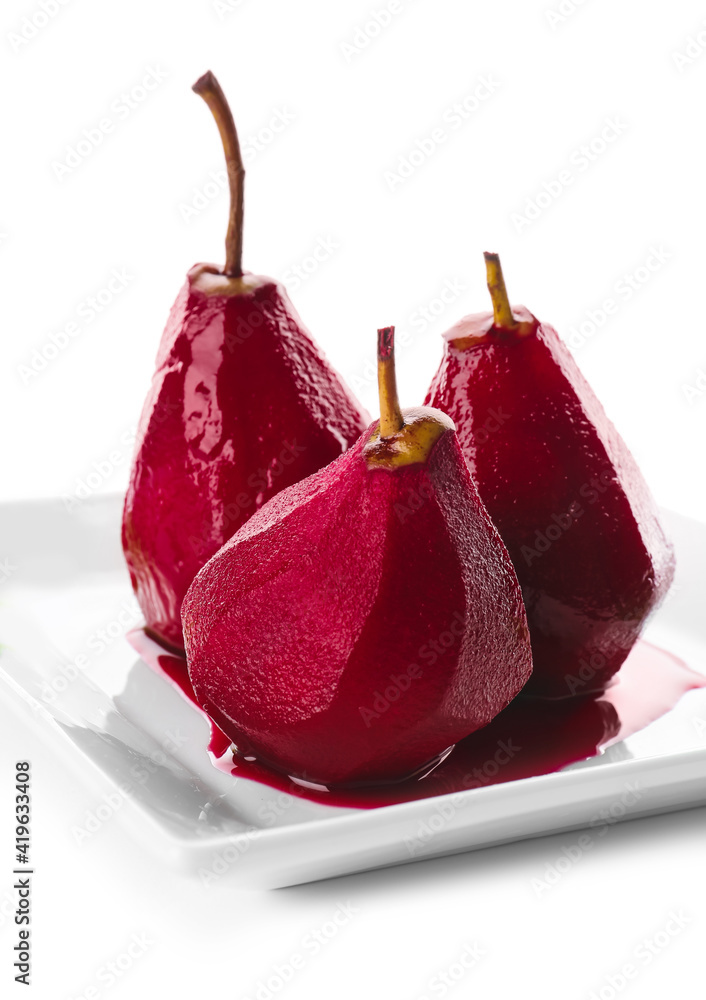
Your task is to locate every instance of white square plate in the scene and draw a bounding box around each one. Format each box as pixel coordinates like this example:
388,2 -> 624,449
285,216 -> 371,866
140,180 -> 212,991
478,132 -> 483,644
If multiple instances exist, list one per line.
1,496 -> 705,888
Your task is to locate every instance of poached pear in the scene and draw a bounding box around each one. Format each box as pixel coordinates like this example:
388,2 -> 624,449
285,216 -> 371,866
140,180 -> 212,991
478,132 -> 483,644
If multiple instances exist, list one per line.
425,253 -> 675,698
182,326 -> 532,786
122,72 -> 368,652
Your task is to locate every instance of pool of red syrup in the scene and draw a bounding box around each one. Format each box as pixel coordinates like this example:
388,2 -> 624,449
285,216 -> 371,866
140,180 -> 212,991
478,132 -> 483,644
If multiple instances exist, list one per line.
128,631 -> 706,810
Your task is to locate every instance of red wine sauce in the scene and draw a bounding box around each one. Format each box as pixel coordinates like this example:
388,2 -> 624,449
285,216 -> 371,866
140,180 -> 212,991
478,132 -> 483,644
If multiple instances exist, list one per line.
127,631 -> 705,809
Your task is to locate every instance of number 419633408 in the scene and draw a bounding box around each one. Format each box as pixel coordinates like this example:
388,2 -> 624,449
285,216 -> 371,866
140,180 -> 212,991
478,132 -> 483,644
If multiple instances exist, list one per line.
15,762 -> 30,864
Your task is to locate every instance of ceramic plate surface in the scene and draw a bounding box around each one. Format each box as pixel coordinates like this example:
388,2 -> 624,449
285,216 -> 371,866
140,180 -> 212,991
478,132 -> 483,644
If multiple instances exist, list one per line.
1,496 -> 705,888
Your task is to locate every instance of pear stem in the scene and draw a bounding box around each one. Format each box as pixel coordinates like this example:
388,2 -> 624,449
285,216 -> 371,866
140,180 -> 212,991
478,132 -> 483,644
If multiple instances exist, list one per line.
192,71 -> 245,278
377,326 -> 404,438
484,252 -> 517,330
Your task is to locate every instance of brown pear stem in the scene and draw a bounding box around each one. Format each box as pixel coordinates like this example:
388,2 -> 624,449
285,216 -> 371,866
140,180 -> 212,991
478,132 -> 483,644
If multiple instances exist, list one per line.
484,252 -> 517,330
377,326 -> 404,438
192,71 -> 245,278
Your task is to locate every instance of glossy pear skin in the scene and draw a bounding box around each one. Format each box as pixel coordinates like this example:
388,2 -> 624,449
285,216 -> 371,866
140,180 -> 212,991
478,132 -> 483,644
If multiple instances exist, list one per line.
425,308 -> 675,697
122,268 -> 369,651
182,411 -> 533,787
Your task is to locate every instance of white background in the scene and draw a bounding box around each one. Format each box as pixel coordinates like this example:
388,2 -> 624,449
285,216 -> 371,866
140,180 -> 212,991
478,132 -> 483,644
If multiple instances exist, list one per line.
2,0 -> 706,997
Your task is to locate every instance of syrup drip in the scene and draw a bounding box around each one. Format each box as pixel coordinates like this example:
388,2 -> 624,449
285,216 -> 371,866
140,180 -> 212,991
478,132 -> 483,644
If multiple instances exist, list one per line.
128,631 -> 705,809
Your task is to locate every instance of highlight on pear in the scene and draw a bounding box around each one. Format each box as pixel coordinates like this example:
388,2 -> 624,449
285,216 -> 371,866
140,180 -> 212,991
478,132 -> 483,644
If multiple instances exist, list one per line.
182,325 -> 533,786
122,72 -> 368,652
425,253 -> 675,697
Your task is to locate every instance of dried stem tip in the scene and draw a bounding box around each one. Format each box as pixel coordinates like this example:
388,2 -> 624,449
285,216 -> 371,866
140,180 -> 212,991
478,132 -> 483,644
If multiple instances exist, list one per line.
192,71 -> 245,278
377,326 -> 404,438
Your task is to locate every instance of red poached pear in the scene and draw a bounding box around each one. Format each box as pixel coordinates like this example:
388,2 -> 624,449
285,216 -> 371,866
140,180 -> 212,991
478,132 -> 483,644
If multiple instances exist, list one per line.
425,253 -> 675,698
122,73 -> 368,652
182,326 -> 533,787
